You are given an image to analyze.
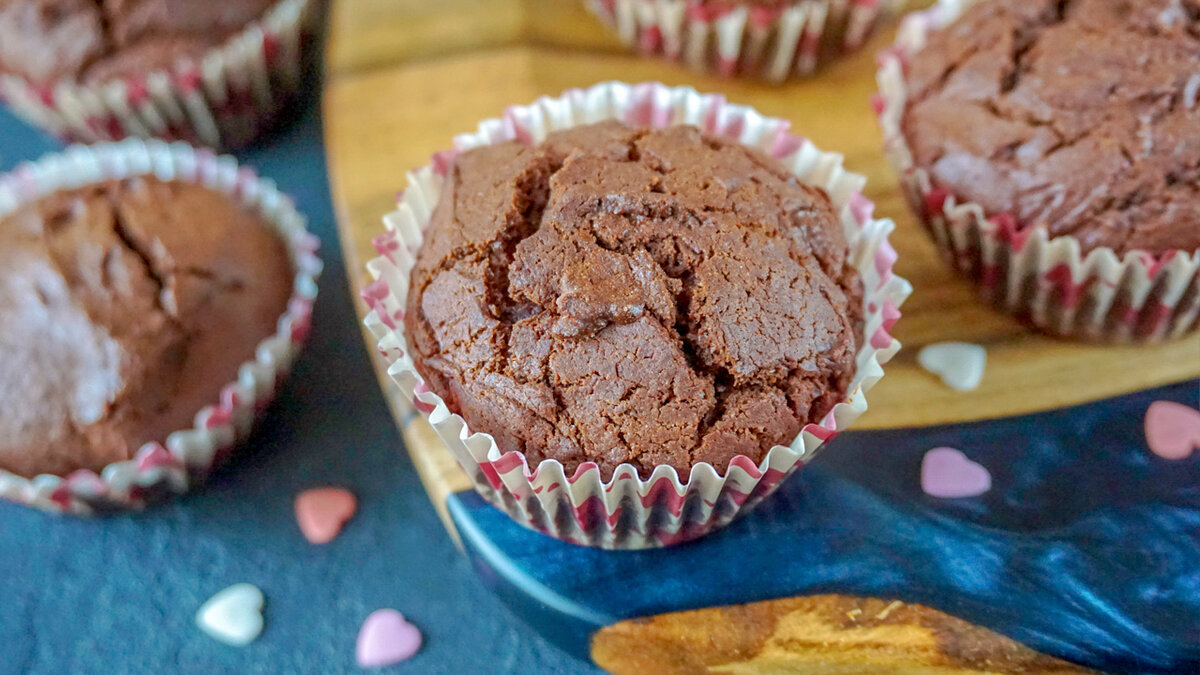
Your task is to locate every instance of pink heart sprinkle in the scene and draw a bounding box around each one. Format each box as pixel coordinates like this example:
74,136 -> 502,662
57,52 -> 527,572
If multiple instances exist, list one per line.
294,488 -> 357,545
357,609 -> 422,668
921,447 -> 991,498
1145,401 -> 1200,460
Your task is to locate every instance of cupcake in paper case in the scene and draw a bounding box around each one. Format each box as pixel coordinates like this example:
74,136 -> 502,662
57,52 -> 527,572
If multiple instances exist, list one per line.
363,82 -> 909,549
584,0 -> 904,82
877,0 -> 1200,342
0,140 -> 321,514
0,0 -> 315,150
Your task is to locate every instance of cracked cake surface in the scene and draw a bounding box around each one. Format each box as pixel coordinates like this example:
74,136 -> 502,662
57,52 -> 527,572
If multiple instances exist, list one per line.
0,0 -> 277,84
405,121 -> 864,479
902,0 -> 1200,255
0,176 -> 293,477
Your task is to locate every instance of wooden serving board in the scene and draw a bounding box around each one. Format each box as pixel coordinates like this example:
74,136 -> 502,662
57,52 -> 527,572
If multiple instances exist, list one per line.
323,1 -> 1198,672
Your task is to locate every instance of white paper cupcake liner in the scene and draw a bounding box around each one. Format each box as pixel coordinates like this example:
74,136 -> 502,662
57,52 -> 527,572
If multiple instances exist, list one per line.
363,81 -> 910,549
584,0 -> 902,82
0,0 -> 314,151
876,0 -> 1200,342
0,140 -> 322,515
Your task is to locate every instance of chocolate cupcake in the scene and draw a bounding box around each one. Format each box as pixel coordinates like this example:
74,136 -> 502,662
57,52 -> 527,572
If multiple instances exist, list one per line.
405,121 -> 864,481
878,0 -> 1200,341
0,0 -> 314,149
365,82 -> 908,548
584,0 -> 901,81
0,141 -> 319,513
0,0 -> 274,84
0,177 -> 292,478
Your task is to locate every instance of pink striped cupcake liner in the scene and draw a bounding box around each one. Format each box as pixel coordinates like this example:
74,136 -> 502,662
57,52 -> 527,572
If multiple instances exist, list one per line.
0,140 -> 321,515
876,0 -> 1200,342
584,0 -> 904,82
364,82 -> 910,549
0,0 -> 314,151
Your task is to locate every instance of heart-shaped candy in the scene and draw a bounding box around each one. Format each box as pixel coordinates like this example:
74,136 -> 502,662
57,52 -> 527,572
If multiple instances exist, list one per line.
196,583 -> 264,647
357,609 -> 422,668
295,487 -> 357,544
917,342 -> 986,391
921,447 -> 992,498
1145,400 -> 1200,460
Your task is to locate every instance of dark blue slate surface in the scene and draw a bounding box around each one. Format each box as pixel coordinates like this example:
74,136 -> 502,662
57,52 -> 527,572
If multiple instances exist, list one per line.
452,381 -> 1200,674
0,102 -> 600,674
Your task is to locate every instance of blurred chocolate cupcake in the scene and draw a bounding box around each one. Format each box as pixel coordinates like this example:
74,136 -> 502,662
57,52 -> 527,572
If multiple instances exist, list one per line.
878,0 -> 1200,341
0,141 -> 320,513
584,0 -> 902,81
0,0 -> 315,149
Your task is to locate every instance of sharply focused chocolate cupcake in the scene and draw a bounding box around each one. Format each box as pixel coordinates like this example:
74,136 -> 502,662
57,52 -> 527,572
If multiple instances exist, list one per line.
878,0 -> 1200,341
405,121 -> 863,480
0,0 -> 315,149
584,0 -> 901,81
365,82 -> 908,549
0,142 -> 320,513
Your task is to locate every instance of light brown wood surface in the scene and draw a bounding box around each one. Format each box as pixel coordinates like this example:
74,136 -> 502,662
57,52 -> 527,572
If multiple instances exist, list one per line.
593,595 -> 1092,674
323,1 -> 1190,673
326,0 -> 629,77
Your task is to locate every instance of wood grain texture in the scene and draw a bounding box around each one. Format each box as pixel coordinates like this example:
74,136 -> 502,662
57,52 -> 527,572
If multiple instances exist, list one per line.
592,596 -> 1094,675
326,0 -> 624,78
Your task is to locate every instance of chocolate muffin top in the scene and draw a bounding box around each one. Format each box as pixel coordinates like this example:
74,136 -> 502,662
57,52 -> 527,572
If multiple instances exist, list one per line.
0,0 -> 276,84
405,121 -> 863,479
0,177 -> 293,478
902,0 -> 1200,255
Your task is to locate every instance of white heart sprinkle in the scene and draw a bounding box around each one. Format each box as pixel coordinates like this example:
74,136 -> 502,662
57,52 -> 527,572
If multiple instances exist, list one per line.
196,583 -> 264,647
917,342 -> 987,391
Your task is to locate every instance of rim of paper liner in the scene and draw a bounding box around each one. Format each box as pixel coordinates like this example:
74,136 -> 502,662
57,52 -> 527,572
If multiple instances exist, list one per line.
583,0 -> 900,82
365,82 -> 910,522
875,0 -> 1200,339
0,0 -> 310,148
0,139 -> 321,514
